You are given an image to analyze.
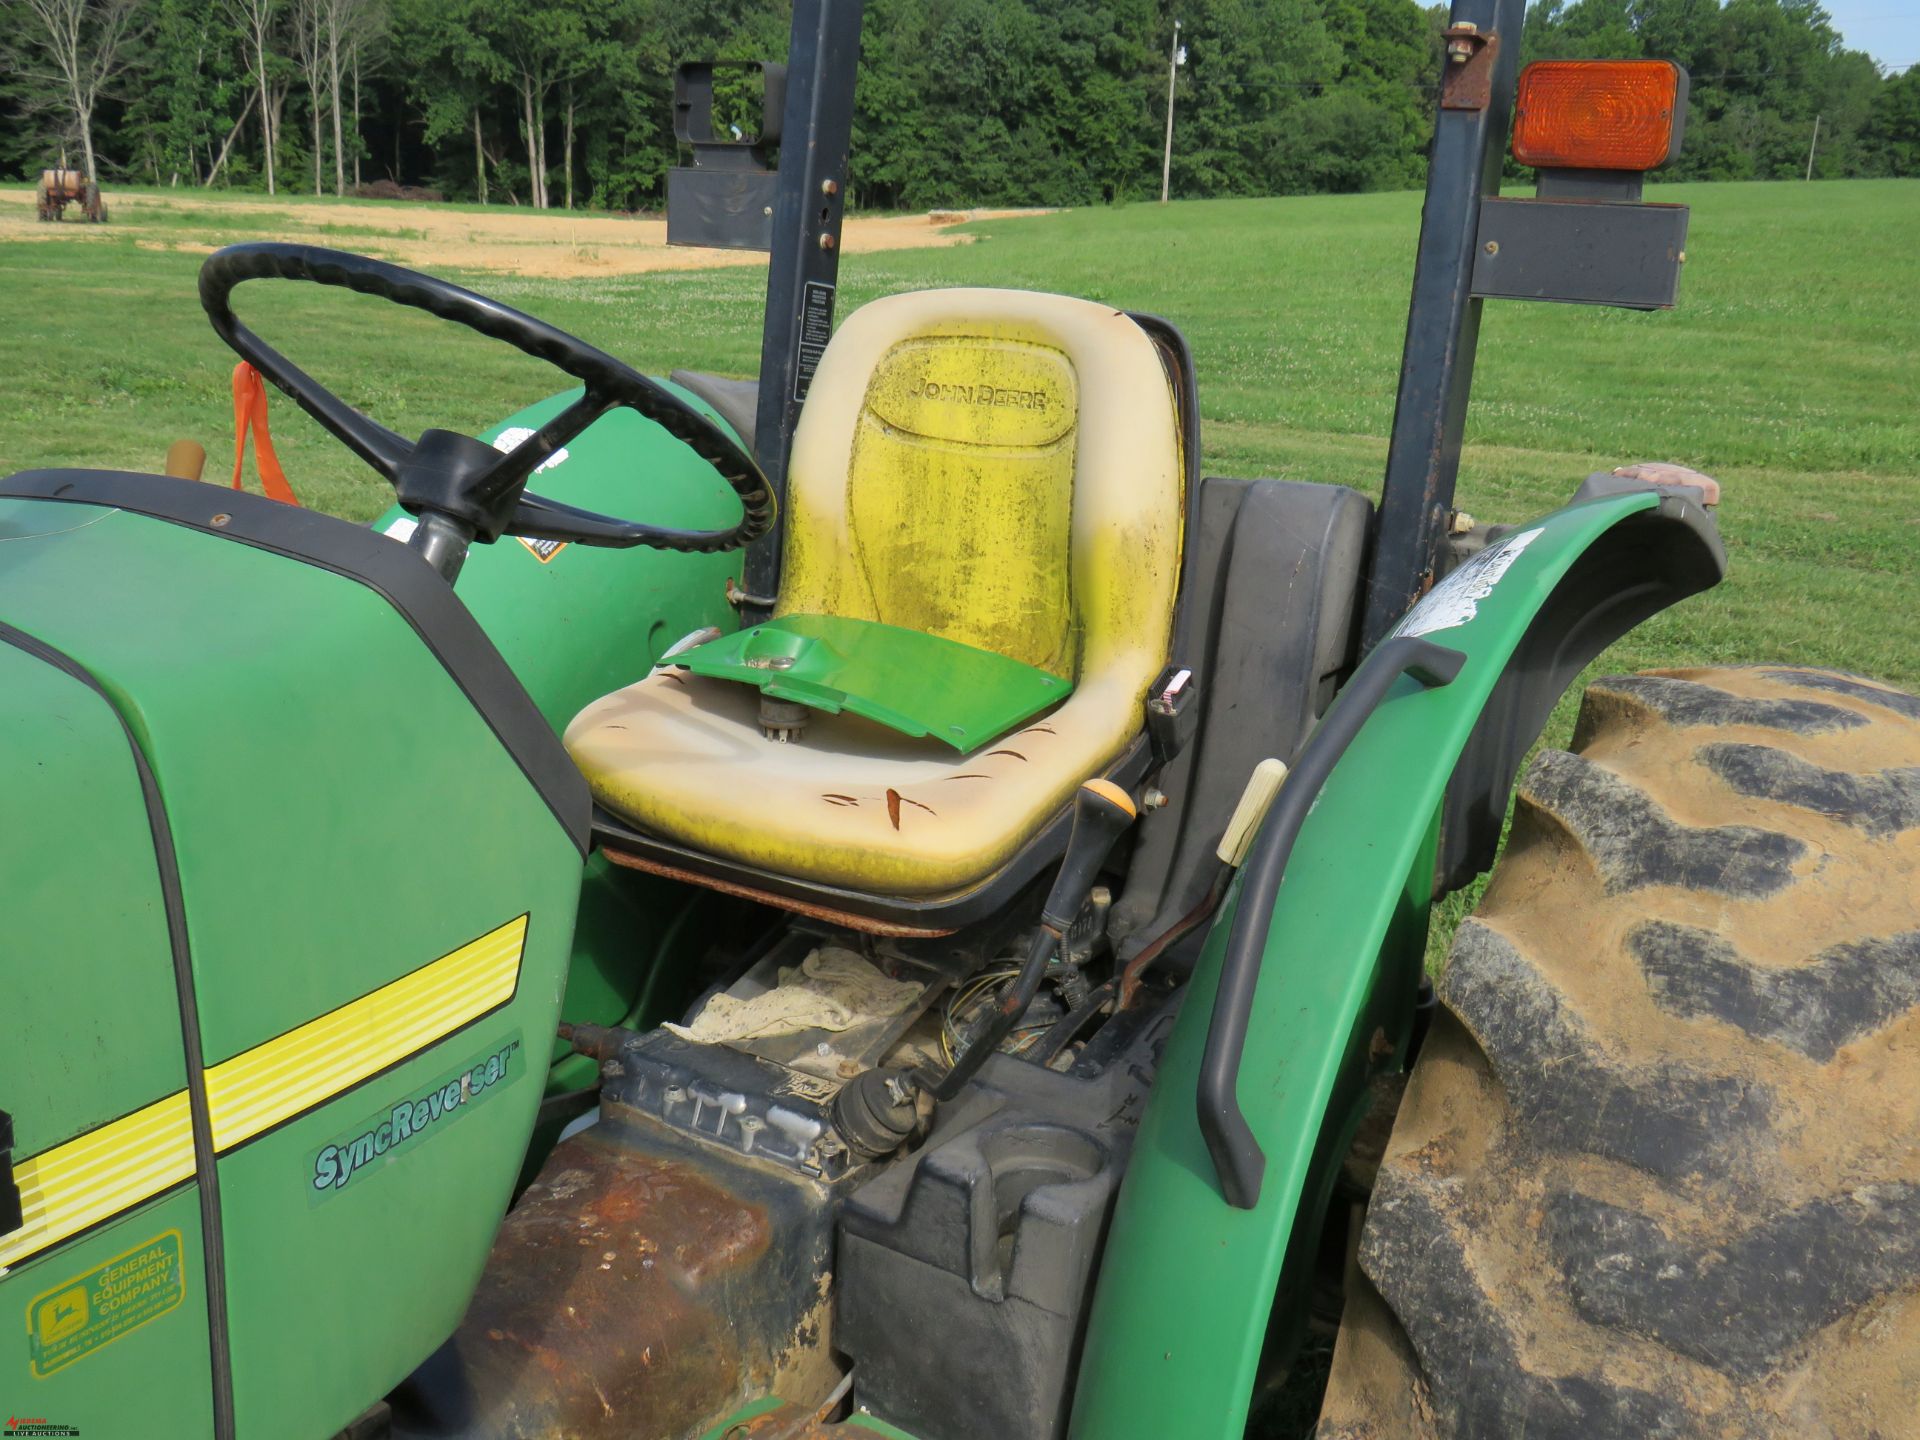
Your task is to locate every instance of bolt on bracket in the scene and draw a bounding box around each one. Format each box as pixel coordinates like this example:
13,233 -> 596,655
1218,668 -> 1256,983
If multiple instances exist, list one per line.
1441,25 -> 1500,111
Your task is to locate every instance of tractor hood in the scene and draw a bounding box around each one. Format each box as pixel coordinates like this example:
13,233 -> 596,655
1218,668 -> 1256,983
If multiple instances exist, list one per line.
0,472 -> 586,1439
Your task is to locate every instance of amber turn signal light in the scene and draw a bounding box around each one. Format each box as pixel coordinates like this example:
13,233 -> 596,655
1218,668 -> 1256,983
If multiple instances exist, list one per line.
1512,60 -> 1688,172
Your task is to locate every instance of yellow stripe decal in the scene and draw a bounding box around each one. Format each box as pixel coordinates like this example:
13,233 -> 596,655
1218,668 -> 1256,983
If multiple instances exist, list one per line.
204,916 -> 527,1149
0,1095 -> 195,1272
0,916 -> 527,1274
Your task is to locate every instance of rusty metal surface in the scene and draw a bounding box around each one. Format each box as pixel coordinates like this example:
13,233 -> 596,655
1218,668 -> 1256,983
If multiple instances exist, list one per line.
389,1120 -> 841,1440
35,169 -> 105,222
602,846 -> 955,937
1440,24 -> 1499,109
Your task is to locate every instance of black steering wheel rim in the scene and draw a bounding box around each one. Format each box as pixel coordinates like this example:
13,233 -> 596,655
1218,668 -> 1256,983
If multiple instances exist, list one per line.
198,242 -> 773,555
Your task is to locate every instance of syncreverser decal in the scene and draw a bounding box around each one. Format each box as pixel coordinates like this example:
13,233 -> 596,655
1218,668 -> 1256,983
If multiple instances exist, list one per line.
310,1035 -> 523,1197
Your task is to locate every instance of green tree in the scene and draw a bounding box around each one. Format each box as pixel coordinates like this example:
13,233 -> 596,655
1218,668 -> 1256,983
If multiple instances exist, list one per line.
124,0 -> 243,185
1,0 -> 1908,199
1313,0 -> 1438,191
394,0 -> 507,200
577,0 -> 675,210
223,0 -> 285,194
1860,66 -> 1920,176
3,0 -> 149,185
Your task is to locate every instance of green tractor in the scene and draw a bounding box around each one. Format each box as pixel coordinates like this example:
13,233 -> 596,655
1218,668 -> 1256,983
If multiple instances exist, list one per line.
5,2 -> 1917,1437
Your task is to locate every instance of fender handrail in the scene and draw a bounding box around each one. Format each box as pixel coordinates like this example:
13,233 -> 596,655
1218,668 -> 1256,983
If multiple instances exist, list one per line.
1198,635 -> 1466,1208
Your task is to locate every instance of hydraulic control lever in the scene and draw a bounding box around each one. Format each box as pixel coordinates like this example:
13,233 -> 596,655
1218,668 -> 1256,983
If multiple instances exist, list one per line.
920,780 -> 1138,1101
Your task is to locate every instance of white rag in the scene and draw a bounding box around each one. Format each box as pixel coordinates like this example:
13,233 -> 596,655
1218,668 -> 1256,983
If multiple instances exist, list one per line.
666,946 -> 920,1043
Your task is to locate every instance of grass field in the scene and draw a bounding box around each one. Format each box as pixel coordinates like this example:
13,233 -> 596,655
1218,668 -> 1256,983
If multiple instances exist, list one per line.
1,179 -> 1914,1431
4,179 -> 1914,686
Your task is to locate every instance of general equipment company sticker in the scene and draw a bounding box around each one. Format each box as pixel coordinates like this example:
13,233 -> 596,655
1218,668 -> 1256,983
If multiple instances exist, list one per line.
26,1230 -> 185,1378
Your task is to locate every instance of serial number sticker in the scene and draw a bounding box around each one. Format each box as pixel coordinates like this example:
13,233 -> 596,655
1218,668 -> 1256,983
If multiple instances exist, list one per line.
26,1230 -> 185,1378
1393,526 -> 1544,638
308,1034 -> 523,1202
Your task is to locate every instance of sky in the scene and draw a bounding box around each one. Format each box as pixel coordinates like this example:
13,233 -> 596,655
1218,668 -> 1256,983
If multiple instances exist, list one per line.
1818,1 -> 1920,71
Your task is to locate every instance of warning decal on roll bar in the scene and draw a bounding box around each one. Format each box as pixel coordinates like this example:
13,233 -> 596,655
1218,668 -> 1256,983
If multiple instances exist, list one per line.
794,282 -> 836,402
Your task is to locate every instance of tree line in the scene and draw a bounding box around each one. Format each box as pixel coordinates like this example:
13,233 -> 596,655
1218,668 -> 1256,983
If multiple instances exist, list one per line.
2,0 -> 1913,211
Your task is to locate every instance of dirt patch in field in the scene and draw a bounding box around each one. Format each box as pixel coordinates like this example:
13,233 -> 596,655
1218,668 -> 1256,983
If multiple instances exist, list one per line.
0,187 -> 1045,276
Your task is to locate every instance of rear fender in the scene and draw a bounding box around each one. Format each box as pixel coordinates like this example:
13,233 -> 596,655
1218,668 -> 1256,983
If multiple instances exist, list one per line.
1069,485 -> 1723,1439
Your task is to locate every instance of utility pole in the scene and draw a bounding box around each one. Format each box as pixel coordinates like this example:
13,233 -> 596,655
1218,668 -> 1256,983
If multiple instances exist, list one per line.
1804,113 -> 1821,180
1161,20 -> 1184,204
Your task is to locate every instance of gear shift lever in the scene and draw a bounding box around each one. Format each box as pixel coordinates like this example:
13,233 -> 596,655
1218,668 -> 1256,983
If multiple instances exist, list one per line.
919,780 -> 1138,1100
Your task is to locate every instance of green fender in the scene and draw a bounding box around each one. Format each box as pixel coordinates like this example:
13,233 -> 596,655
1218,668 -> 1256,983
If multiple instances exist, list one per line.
1069,485 -> 1725,1438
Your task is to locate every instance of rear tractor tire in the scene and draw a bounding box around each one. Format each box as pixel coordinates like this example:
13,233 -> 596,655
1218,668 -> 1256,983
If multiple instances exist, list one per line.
1317,666 -> 1920,1439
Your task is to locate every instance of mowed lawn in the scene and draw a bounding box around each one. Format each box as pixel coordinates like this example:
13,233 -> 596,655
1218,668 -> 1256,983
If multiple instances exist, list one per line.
2,179 -> 1914,691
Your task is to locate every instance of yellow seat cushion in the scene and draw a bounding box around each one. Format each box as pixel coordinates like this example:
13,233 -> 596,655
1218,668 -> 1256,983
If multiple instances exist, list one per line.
565,288 -> 1183,895
568,669 -> 1148,896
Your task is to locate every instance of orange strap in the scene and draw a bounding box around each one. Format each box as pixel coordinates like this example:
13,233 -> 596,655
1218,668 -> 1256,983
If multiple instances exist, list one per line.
229,362 -> 300,506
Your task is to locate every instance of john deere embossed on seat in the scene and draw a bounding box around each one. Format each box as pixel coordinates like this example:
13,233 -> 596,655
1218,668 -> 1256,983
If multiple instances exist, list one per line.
565,288 -> 1185,897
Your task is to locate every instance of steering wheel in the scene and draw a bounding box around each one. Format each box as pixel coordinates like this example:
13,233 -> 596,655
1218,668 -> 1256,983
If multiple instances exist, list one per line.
199,243 -> 773,578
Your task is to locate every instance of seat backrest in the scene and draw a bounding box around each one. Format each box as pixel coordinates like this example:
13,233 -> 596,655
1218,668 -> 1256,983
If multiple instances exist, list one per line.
778,289 -> 1185,695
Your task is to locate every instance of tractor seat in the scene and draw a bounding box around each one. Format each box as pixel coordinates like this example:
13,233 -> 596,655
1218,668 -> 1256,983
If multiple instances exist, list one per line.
564,288 -> 1185,902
